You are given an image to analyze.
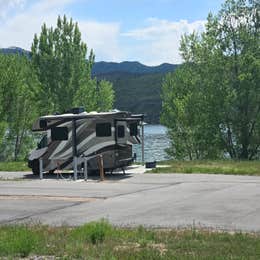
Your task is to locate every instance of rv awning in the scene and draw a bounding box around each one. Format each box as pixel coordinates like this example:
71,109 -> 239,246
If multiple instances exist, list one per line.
32,114 -> 96,131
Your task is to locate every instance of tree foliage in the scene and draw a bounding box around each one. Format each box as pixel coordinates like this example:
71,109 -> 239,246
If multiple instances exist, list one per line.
73,79 -> 114,112
161,0 -> 260,160
0,54 -> 40,160
31,15 -> 114,114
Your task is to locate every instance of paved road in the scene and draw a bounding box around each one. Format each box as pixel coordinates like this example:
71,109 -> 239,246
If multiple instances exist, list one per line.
0,167 -> 260,231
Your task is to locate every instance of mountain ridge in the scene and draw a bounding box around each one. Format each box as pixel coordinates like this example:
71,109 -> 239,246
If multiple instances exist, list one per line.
92,61 -> 178,75
1,47 -> 177,74
0,47 -> 31,57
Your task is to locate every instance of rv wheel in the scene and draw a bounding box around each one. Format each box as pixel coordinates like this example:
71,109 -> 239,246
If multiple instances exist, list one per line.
32,159 -> 39,175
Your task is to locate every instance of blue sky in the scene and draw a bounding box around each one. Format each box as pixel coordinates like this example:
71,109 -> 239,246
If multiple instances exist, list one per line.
0,0 -> 224,65
69,0 -> 222,27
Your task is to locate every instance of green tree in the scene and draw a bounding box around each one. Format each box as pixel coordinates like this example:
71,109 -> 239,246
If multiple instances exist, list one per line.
31,15 -> 113,114
0,54 -> 40,160
161,0 -> 260,160
95,80 -> 115,112
73,79 -> 114,112
162,63 -> 224,160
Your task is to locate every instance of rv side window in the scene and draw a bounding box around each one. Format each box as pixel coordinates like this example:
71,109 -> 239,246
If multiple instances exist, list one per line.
117,125 -> 125,138
39,119 -> 47,129
96,123 -> 111,137
130,123 -> 138,136
51,127 -> 68,141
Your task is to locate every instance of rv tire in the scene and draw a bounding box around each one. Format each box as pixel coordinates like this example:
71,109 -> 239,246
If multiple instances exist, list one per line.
32,159 -> 39,175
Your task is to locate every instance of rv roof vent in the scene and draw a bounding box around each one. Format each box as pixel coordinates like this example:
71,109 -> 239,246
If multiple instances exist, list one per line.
65,107 -> 85,114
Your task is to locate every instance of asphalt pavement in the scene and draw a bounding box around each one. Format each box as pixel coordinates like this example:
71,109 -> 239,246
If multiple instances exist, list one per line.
0,166 -> 260,232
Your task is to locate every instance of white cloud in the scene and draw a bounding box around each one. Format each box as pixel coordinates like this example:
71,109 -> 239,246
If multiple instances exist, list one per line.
0,0 -> 25,19
122,18 -> 206,65
0,0 -> 74,49
79,21 -> 123,62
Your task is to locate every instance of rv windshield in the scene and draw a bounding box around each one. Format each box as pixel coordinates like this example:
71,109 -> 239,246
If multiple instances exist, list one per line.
37,134 -> 48,149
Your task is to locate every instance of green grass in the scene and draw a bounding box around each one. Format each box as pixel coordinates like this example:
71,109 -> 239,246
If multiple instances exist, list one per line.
150,160 -> 260,175
0,220 -> 260,258
0,161 -> 30,171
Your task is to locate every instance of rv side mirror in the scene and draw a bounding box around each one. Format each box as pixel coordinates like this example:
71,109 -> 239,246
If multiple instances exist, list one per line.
51,127 -> 68,141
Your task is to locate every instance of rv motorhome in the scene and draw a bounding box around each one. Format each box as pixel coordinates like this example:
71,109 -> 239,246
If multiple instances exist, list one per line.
28,108 -> 144,175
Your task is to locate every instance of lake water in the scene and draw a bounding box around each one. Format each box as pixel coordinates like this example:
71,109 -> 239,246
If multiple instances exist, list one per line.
133,124 -> 171,162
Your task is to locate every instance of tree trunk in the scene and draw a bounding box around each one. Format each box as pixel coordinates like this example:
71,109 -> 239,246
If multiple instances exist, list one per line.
14,134 -> 19,161
226,126 -> 236,159
240,144 -> 249,159
240,131 -> 249,159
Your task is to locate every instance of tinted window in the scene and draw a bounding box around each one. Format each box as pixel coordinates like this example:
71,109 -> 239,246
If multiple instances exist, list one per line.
39,119 -> 47,128
96,123 -> 111,137
51,127 -> 68,141
117,125 -> 125,138
130,123 -> 138,136
38,134 -> 48,149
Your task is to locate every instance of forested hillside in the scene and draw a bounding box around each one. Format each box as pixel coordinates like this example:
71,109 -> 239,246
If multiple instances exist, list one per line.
95,71 -> 165,123
93,62 -> 177,123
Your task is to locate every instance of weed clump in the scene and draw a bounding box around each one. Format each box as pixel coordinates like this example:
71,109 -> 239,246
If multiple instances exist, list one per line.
71,219 -> 113,244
